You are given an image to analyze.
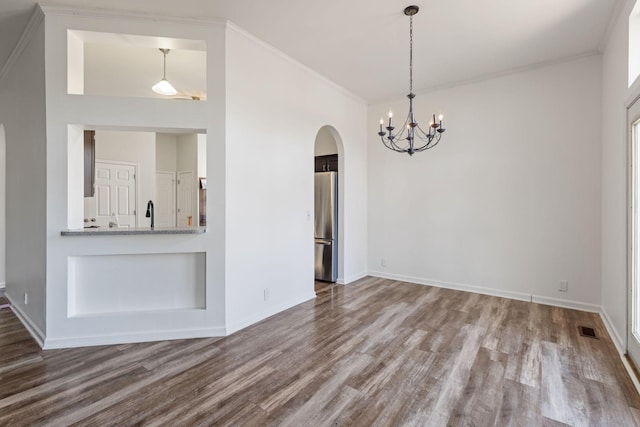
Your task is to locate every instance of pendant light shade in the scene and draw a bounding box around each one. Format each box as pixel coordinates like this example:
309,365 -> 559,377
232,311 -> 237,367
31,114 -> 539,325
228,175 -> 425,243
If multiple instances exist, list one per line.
152,78 -> 177,96
152,48 -> 177,96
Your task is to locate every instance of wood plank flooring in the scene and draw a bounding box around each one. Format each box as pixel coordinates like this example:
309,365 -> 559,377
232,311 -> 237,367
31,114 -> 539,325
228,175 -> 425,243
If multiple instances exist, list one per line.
1,277 -> 639,426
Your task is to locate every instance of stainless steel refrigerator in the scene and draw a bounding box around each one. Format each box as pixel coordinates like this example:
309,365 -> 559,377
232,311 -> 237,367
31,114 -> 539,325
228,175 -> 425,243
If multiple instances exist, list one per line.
315,171 -> 338,282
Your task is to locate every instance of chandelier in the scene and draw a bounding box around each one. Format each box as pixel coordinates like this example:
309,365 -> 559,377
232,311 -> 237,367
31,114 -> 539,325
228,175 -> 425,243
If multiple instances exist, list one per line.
378,5 -> 446,156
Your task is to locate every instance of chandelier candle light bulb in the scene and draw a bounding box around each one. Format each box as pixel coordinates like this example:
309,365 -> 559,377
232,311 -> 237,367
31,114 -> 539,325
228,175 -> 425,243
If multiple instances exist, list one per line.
377,5 -> 447,156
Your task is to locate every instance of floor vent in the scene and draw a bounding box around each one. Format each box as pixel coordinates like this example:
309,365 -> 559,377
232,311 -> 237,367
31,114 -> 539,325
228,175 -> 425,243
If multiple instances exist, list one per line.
579,326 -> 599,339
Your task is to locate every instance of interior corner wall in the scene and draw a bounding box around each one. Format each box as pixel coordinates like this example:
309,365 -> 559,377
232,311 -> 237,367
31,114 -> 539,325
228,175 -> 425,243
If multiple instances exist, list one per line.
601,0 -> 635,350
0,15 -> 47,336
368,55 -> 603,309
224,25 -> 368,332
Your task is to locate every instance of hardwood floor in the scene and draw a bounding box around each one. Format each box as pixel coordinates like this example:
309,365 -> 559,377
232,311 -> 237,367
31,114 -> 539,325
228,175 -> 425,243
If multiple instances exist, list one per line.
1,277 -> 639,426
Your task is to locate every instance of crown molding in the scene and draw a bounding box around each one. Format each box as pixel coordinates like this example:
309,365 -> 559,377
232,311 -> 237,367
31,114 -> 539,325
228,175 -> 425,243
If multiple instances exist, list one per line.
598,0 -> 635,53
369,50 -> 600,106
0,6 -> 44,83
226,22 -> 367,107
38,4 -> 226,28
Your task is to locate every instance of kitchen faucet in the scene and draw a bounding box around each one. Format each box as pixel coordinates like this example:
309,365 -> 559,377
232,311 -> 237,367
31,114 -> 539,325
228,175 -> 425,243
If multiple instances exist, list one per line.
145,200 -> 154,228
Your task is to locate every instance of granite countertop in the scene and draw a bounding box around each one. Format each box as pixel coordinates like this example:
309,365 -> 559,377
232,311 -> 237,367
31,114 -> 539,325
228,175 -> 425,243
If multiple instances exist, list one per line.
61,227 -> 207,236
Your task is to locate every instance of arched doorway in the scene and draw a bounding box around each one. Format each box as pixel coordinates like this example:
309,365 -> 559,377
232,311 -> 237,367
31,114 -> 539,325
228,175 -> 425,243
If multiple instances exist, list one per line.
313,126 -> 344,287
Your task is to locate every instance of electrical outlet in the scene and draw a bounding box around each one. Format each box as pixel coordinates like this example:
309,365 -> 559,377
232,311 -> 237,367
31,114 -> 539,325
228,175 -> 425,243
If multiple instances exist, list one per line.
23,293 -> 28,305
381,258 -> 387,267
264,288 -> 270,301
559,280 -> 568,292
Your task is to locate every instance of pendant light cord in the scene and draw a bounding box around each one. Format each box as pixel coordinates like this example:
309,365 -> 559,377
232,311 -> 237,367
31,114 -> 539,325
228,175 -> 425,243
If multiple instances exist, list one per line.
163,50 -> 167,79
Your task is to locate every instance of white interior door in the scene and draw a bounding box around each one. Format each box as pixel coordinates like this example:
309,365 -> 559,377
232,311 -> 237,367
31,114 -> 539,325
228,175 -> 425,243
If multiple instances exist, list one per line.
628,95 -> 640,366
94,161 -> 136,228
177,171 -> 193,227
156,171 -> 176,228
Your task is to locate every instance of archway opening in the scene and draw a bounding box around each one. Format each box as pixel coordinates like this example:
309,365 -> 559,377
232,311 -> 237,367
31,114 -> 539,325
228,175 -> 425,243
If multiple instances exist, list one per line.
313,125 -> 344,289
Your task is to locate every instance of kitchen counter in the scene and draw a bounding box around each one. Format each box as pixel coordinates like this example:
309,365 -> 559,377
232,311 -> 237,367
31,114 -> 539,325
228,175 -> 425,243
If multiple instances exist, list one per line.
61,227 -> 207,236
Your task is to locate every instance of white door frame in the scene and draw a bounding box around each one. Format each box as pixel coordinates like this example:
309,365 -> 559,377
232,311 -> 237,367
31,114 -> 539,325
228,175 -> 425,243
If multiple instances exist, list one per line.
627,79 -> 640,364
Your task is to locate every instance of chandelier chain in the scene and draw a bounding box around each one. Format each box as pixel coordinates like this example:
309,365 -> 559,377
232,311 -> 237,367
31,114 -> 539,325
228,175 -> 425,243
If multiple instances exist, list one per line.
409,15 -> 413,95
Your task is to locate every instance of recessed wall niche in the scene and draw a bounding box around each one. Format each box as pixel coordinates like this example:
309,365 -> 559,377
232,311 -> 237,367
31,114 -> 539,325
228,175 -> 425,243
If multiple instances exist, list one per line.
67,30 -> 207,99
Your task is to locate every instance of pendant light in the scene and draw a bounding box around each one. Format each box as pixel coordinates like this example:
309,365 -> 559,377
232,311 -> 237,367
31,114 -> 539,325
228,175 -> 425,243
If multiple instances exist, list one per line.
377,5 -> 446,156
152,48 -> 177,96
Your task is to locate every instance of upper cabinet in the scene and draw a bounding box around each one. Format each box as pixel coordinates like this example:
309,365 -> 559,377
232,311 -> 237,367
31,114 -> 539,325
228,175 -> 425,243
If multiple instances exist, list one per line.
315,154 -> 338,172
84,130 -> 95,197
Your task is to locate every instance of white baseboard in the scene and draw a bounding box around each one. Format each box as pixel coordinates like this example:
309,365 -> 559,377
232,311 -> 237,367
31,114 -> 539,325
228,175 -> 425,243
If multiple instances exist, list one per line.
43,326 -> 226,350
5,293 -> 45,348
531,295 -> 600,313
598,307 -> 640,396
369,271 -> 531,302
225,291 -> 316,335
600,306 -> 625,355
337,271 -> 368,285
369,271 -> 605,315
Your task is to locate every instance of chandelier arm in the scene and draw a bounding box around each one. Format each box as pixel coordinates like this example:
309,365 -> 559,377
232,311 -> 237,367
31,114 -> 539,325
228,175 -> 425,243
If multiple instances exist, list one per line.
413,124 -> 435,141
415,133 -> 441,152
380,136 -> 408,152
388,135 -> 408,152
386,114 -> 412,142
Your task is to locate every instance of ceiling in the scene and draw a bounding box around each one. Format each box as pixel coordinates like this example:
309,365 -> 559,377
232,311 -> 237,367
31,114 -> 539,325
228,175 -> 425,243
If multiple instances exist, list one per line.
0,0 -> 621,103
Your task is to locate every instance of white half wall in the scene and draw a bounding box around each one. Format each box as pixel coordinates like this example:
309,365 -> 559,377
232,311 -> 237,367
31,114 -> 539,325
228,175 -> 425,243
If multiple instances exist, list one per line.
224,24 -> 368,332
42,9 -> 227,347
368,55 -> 603,309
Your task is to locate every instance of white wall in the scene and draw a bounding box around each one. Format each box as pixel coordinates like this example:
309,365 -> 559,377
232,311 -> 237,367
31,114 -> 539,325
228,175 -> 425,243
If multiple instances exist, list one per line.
601,0 -> 636,351
0,124 -> 5,287
0,10 -> 47,336
156,133 -> 178,171
368,55 -> 603,310
93,130 -> 156,227
177,133 -> 199,225
197,134 -> 207,178
224,24 -> 368,332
